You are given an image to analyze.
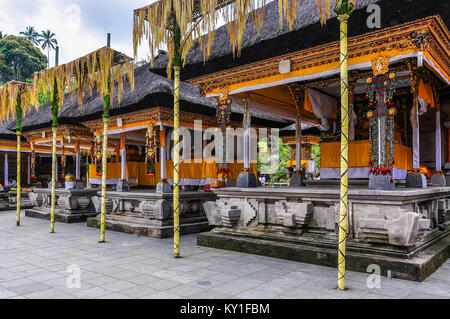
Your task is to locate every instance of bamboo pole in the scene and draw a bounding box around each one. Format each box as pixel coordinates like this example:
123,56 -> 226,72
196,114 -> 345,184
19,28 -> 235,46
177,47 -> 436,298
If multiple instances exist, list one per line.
99,33 -> 111,243
99,114 -> 109,242
50,126 -> 57,233
16,94 -> 22,226
49,46 -> 59,233
173,25 -> 181,258
335,0 -> 353,290
173,65 -> 180,257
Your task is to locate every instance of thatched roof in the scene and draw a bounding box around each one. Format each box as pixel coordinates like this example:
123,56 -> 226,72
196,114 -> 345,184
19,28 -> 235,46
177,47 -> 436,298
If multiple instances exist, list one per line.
151,0 -> 449,80
0,121 -> 15,138
10,63 -> 290,132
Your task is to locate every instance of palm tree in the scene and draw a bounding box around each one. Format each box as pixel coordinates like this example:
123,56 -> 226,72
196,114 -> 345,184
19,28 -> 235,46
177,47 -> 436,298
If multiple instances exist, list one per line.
40,30 -> 58,68
20,26 -> 41,46
0,31 -> 7,40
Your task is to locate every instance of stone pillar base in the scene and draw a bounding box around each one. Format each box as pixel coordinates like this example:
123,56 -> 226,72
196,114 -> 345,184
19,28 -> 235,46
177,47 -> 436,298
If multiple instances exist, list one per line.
406,173 -> 427,188
430,173 -> 446,186
369,174 -> 395,190
236,169 -> 257,188
116,180 -> 130,192
156,179 -> 172,193
289,172 -> 304,187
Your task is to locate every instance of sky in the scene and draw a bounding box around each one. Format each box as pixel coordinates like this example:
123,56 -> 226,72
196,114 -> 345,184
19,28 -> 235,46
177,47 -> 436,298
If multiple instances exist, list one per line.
0,0 -> 157,65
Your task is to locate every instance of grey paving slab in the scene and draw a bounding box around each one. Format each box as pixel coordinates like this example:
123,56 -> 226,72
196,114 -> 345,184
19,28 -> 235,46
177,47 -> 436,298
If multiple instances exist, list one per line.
0,210 -> 448,299
9,282 -> 52,295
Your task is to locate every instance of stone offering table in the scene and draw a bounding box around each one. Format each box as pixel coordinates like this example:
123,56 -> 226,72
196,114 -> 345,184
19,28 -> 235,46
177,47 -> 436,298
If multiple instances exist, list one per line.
199,186 -> 450,281
0,193 -> 10,211
25,188 -> 99,223
8,190 -> 33,209
86,190 -> 216,238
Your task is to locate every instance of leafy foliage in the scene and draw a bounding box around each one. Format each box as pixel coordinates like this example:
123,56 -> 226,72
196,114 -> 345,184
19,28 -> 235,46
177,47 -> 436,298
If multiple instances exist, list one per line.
20,26 -> 41,46
257,137 -> 291,185
311,144 -> 321,173
40,30 -> 58,68
0,36 -> 47,82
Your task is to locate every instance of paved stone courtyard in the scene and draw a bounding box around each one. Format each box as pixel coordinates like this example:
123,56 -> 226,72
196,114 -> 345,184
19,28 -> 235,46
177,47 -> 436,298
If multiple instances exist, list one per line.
0,210 -> 448,299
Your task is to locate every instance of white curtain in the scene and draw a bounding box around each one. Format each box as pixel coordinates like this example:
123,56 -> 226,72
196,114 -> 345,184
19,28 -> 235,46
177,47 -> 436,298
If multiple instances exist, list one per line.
411,98 -> 429,169
307,88 -> 337,131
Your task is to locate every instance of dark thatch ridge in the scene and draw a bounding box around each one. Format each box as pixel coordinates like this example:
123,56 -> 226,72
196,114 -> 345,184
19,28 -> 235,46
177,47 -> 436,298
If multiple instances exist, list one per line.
151,0 -> 449,80
8,64 -> 291,133
0,121 -> 16,140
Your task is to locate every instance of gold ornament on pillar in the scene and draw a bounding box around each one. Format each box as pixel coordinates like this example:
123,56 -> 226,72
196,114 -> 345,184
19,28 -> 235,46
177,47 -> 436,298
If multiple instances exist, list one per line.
60,136 -> 66,178
30,141 -> 36,179
145,125 -> 157,177
215,89 -> 231,182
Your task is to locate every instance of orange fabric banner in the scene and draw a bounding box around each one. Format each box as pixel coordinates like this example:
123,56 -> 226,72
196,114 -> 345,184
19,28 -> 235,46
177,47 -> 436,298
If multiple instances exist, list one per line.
159,128 -> 166,148
89,161 -> 258,186
418,79 -> 435,108
74,141 -> 80,153
320,140 -> 412,170
120,133 -> 125,150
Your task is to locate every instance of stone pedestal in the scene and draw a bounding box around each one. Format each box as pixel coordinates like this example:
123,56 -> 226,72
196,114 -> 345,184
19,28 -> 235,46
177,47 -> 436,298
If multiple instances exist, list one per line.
236,170 -> 257,188
199,186 -> 450,281
369,174 -> 395,190
75,180 -> 85,190
156,180 -> 171,193
86,191 -> 217,238
431,174 -> 446,186
406,173 -> 427,188
0,193 -> 10,211
25,188 -> 99,223
8,190 -> 33,209
289,172 -> 304,187
116,180 -> 130,192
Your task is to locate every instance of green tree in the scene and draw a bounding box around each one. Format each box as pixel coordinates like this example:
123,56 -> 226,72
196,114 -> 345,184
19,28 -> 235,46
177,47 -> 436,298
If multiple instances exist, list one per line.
311,144 -> 321,173
39,30 -> 58,68
257,137 -> 291,185
20,26 -> 41,46
0,36 -> 47,82
0,31 -> 7,40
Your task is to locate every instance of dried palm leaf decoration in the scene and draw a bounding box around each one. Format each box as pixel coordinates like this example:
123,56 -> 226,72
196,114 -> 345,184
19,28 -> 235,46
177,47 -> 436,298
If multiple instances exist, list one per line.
0,81 -> 33,122
133,0 -> 269,76
133,1 -> 355,75
31,47 -> 135,110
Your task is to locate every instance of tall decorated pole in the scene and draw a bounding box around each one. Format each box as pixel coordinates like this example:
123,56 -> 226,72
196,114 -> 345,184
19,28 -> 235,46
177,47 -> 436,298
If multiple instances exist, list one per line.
31,40 -> 133,237
50,46 -> 59,233
0,82 -> 33,226
16,94 -> 22,226
173,24 -> 181,258
99,33 -> 111,243
334,0 -> 354,291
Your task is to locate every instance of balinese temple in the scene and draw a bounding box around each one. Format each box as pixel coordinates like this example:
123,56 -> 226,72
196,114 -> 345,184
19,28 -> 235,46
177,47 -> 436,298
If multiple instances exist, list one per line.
9,0 -> 449,280
18,64 -> 291,235
0,120 -> 70,210
143,0 -> 449,280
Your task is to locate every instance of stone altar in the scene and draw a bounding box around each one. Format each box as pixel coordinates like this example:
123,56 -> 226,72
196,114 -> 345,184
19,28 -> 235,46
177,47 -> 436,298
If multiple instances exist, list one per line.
25,188 -> 99,223
8,190 -> 33,209
86,190 -> 217,238
200,186 -> 450,281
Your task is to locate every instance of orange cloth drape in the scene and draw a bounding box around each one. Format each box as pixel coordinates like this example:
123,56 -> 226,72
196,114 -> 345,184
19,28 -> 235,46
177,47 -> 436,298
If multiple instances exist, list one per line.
74,141 -> 80,153
418,79 -> 435,108
304,88 -> 337,119
89,161 -> 258,186
285,160 -> 310,168
120,133 -> 125,150
320,140 -> 412,170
